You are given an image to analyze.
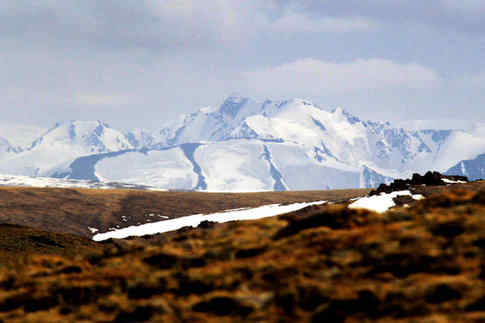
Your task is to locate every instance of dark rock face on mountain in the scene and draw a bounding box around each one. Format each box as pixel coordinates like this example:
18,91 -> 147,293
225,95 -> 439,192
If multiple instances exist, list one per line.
370,171 -> 468,195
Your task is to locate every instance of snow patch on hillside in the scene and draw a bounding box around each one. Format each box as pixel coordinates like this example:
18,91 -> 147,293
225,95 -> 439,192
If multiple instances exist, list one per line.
93,200 -> 327,241
349,190 -> 424,213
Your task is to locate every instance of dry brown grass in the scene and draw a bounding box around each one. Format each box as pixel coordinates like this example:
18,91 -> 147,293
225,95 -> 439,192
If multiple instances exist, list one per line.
1,184 -> 485,322
0,186 -> 370,237
0,223 -> 103,270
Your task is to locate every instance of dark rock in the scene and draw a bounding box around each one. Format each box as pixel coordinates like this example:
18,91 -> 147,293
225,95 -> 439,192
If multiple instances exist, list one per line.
393,195 -> 415,206
175,226 -> 194,234
370,171 -> 469,196
198,220 -> 217,229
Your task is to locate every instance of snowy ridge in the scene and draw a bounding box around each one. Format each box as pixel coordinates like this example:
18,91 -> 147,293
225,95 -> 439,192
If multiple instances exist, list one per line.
0,137 -> 19,157
0,121 -> 135,177
153,96 -> 463,175
0,96 -> 484,191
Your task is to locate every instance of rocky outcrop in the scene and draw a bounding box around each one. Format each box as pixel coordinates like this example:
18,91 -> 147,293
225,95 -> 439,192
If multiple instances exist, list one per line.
370,171 -> 468,195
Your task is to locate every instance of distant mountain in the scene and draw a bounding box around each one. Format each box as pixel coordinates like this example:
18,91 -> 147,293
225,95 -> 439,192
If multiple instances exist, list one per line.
0,97 -> 483,191
57,97 -> 468,191
0,120 -> 135,177
0,136 -> 20,156
0,123 -> 46,148
446,154 -> 485,180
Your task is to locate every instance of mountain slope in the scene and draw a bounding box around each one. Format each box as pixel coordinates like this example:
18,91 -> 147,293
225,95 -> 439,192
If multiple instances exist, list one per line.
446,154 -> 485,180
0,121 -> 135,177
60,139 -> 389,191
0,97 -> 483,191
154,97 -> 455,175
0,123 -> 46,148
0,136 -> 19,157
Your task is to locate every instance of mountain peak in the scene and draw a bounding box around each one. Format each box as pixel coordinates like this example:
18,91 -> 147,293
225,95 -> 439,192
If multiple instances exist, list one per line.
0,137 -> 18,154
219,96 -> 251,118
28,120 -> 134,153
331,107 -> 361,124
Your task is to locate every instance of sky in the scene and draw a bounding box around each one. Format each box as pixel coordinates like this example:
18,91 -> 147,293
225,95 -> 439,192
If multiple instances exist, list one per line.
1,0 -> 485,131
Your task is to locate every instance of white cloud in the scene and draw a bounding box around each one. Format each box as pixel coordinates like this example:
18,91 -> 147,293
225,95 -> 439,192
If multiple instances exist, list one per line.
74,93 -> 126,106
145,0 -> 269,43
270,13 -> 377,33
464,73 -> 485,88
242,58 -> 441,95
441,0 -> 485,14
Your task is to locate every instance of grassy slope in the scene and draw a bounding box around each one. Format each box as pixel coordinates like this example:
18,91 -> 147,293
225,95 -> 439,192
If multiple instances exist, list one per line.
0,223 -> 103,269
0,186 -> 370,237
1,184 -> 485,321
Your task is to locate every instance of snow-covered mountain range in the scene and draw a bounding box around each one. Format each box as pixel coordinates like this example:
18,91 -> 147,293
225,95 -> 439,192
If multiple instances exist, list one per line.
1,96 -> 484,191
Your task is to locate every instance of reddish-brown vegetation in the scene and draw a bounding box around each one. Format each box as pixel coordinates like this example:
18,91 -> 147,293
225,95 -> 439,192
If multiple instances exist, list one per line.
0,186 -> 369,237
0,183 -> 485,321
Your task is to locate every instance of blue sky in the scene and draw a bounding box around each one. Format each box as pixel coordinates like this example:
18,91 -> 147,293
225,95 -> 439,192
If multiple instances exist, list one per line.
1,0 -> 484,130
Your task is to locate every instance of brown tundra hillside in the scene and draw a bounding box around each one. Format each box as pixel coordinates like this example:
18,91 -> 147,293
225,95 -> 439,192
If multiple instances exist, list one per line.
1,182 -> 485,322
